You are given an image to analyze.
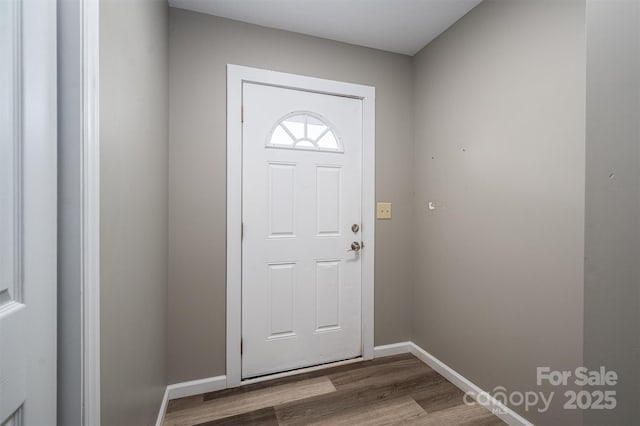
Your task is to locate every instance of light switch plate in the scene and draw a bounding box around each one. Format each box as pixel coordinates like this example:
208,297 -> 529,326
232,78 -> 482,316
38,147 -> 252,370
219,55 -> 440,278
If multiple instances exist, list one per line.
376,202 -> 392,219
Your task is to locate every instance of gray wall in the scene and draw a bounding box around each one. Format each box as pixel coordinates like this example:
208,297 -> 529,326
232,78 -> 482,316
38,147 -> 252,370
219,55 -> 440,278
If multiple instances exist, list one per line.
168,9 -> 414,383
411,1 -> 585,424
584,1 -> 640,424
100,0 -> 169,424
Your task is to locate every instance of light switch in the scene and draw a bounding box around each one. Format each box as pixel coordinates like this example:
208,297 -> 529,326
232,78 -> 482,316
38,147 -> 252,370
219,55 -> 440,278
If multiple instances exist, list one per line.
376,202 -> 392,219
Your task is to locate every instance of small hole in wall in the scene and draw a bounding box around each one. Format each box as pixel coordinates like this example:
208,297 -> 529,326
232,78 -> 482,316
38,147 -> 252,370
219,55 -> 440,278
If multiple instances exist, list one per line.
609,173 -> 615,179
462,148 -> 466,152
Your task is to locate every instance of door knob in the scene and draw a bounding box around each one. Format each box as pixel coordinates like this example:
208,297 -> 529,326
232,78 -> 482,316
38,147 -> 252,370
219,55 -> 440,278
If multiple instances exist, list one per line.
349,241 -> 361,252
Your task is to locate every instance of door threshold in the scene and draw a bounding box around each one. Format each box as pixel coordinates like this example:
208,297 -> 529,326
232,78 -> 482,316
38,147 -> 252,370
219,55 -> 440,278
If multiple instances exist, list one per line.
240,356 -> 363,386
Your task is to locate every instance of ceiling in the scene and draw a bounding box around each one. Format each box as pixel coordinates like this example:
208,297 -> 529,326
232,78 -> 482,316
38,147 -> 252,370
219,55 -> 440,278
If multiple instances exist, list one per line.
168,0 -> 482,56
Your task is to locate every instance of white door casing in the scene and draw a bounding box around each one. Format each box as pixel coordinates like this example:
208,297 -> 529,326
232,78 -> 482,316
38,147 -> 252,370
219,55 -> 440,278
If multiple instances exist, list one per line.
242,83 -> 362,378
0,0 -> 57,425
227,65 -> 375,386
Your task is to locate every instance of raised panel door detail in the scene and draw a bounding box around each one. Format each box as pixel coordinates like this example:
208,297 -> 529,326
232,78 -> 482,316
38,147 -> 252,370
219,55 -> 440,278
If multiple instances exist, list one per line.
315,260 -> 340,331
267,263 -> 296,338
268,163 -> 296,237
316,166 -> 341,236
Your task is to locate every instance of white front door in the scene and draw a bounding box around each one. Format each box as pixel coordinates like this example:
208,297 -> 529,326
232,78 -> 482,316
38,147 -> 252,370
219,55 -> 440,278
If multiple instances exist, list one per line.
242,82 -> 363,378
0,0 -> 57,424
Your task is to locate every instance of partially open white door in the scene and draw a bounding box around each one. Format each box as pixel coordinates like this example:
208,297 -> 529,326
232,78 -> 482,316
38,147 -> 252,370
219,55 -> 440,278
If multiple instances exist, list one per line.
0,0 -> 57,424
242,82 -> 363,378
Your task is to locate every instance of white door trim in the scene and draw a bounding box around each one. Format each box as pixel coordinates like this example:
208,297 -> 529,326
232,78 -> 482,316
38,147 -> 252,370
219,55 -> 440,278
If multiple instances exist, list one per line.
226,64 -> 375,387
81,0 -> 101,424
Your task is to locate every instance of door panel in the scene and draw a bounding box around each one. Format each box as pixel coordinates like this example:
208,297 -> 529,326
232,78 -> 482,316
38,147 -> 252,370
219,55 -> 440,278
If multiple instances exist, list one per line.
316,166 -> 341,235
242,83 -> 363,378
268,163 -> 296,237
0,0 -> 56,424
267,263 -> 295,338
315,260 -> 340,330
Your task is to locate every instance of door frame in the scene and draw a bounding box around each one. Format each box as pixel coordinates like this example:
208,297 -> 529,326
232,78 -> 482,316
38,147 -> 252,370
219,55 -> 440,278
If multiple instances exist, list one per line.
58,0 -> 102,423
81,0 -> 102,423
226,64 -> 375,387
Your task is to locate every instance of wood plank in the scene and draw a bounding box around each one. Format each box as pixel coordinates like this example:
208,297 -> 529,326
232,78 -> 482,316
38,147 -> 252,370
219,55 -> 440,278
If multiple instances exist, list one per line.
167,395 -> 205,413
274,370 -> 446,424
277,396 -> 429,426
415,403 -> 506,426
194,407 -> 279,426
411,380 -> 466,413
328,356 -> 433,390
163,376 -> 336,426
200,354 -> 414,403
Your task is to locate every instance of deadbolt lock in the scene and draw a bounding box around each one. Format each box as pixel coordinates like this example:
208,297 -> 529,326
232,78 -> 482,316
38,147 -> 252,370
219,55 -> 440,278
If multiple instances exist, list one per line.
351,224 -> 360,233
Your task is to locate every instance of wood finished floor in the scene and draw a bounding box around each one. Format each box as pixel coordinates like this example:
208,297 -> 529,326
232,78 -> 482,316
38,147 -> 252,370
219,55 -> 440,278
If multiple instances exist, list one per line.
163,354 -> 506,426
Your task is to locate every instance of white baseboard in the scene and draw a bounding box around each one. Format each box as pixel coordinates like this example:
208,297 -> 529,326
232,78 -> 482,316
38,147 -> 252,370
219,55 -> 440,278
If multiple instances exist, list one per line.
408,342 -> 533,426
374,342 -> 533,426
154,388 -> 169,426
167,375 -> 227,400
155,376 -> 227,425
373,341 -> 412,358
